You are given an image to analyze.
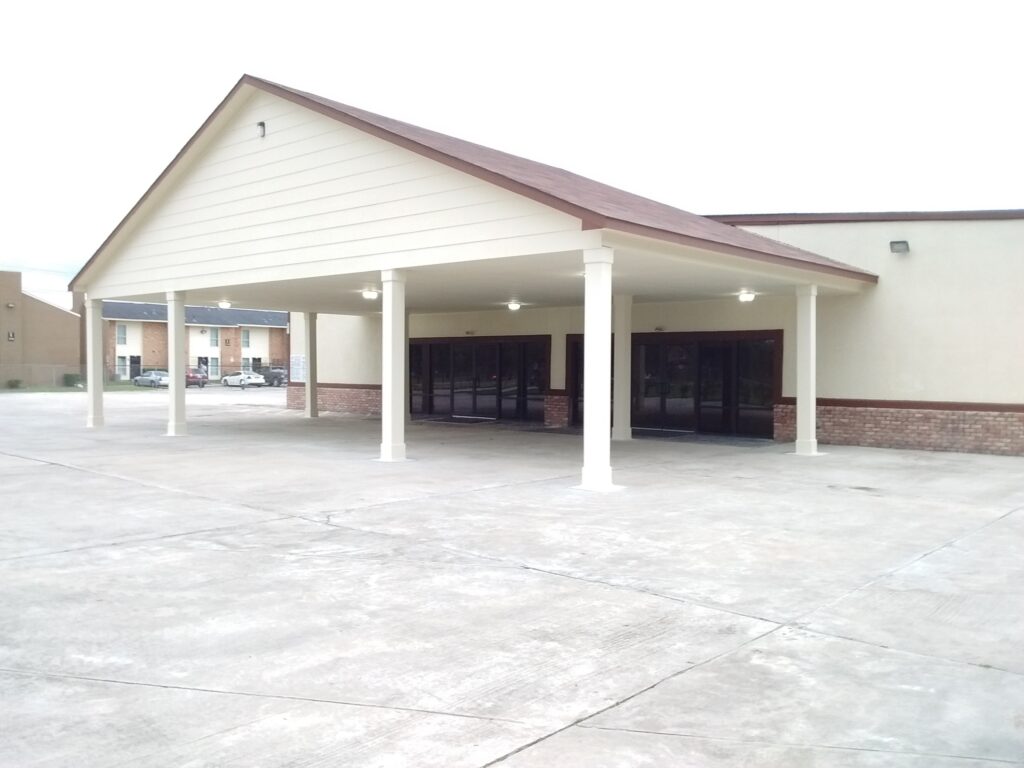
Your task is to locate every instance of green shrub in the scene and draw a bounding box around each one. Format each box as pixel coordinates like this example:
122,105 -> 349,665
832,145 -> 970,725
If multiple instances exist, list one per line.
5,379 -> 22,389
63,373 -> 82,387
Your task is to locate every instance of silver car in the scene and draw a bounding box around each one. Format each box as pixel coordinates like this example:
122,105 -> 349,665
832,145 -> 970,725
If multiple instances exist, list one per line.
133,370 -> 169,387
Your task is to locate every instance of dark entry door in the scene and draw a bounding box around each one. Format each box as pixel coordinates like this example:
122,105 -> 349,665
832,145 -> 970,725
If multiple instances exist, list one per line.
129,356 -> 142,379
698,342 -> 733,433
412,338 -> 546,422
631,342 -> 697,431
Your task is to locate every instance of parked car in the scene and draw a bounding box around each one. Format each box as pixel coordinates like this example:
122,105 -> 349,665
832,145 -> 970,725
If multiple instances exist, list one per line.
260,367 -> 289,387
186,368 -> 208,388
221,371 -> 266,387
133,370 -> 169,388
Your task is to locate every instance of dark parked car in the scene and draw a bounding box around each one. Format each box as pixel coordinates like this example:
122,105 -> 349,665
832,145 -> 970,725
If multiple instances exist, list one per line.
186,368 -> 208,388
260,367 -> 289,387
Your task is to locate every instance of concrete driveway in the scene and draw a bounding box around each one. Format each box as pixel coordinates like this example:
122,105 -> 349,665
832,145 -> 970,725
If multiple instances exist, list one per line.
2,390 -> 1022,767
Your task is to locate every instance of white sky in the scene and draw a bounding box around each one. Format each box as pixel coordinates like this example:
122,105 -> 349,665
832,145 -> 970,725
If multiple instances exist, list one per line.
1,0 -> 1021,308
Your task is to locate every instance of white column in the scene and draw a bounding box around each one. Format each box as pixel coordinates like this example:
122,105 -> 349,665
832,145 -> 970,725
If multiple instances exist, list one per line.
303,311 -> 318,418
380,270 -> 406,461
581,247 -> 615,489
612,294 -> 633,441
85,297 -> 104,428
795,284 -> 818,455
166,291 -> 186,436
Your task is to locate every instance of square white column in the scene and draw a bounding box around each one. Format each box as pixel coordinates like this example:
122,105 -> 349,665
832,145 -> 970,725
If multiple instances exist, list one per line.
85,297 -> 104,428
581,247 -> 615,490
303,311 -> 318,418
380,269 -> 406,461
612,294 -> 633,441
166,291 -> 186,436
795,284 -> 818,455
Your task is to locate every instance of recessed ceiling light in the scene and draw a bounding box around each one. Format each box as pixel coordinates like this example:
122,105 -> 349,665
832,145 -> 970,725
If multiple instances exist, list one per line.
507,300 -> 522,311
737,290 -> 756,303
361,288 -> 380,300
217,300 -> 232,309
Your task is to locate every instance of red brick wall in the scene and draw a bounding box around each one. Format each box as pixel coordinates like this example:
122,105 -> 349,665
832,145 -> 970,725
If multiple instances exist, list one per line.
287,384 -> 382,415
141,323 -> 167,369
269,328 -> 288,367
544,393 -> 570,427
774,403 -> 1024,456
220,327 -> 241,370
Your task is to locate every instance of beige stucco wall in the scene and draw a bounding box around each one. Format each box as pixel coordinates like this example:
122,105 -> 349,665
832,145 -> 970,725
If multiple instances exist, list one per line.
288,219 -> 1023,406
290,313 -> 382,385
741,220 -> 1024,403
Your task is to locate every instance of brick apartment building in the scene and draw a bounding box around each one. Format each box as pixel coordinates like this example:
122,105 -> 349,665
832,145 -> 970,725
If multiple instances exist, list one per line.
101,301 -> 288,380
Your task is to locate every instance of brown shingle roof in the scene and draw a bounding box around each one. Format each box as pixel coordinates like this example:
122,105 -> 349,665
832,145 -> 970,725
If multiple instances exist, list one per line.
72,75 -> 877,290
251,76 -> 875,283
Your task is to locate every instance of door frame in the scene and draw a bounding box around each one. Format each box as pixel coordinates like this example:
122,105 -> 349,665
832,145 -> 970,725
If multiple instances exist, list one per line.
569,329 -> 783,433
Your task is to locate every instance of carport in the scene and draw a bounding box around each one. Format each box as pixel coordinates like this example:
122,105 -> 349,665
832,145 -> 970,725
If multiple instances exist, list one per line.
70,75 -> 876,489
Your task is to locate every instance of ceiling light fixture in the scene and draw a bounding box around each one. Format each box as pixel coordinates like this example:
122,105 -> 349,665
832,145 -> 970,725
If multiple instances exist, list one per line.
217,300 -> 232,309
507,300 -> 522,311
738,290 -> 756,303
361,288 -> 380,300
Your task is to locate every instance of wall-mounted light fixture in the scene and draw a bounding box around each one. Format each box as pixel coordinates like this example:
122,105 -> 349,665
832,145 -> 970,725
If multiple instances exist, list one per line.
890,240 -> 910,254
256,121 -> 266,138
507,300 -> 522,311
738,289 -> 757,303
465,330 -> 476,336
361,288 -> 380,300
5,302 -> 14,309
217,300 -> 232,309
654,326 -> 665,332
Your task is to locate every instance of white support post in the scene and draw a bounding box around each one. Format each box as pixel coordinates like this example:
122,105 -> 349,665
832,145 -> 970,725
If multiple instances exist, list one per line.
612,294 -> 633,441
304,311 -> 318,418
581,248 -> 615,489
795,284 -> 818,455
85,297 -> 104,428
380,270 -> 407,461
166,291 -> 186,436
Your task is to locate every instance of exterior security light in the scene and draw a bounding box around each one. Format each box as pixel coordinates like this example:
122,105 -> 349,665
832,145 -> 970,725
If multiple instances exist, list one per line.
257,121 -> 266,138
361,288 -> 380,300
217,300 -> 232,309
738,290 -> 756,303
890,240 -> 910,254
507,301 -> 522,311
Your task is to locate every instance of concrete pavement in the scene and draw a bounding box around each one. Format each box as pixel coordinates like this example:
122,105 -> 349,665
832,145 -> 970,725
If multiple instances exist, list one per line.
1,389 -> 1022,766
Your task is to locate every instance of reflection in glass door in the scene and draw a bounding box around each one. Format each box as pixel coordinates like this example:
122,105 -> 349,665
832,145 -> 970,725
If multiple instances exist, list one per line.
411,338 -> 546,422
698,342 -> 732,433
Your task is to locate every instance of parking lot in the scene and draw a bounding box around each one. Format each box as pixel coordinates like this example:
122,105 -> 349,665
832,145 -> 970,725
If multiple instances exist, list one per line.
2,390 -> 1022,766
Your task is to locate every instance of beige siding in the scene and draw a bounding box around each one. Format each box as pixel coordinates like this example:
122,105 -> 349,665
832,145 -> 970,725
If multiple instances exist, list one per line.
88,90 -> 582,297
741,220 -> 1024,404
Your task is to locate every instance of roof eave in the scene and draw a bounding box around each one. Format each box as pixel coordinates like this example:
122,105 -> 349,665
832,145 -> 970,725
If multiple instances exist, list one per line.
602,219 -> 879,284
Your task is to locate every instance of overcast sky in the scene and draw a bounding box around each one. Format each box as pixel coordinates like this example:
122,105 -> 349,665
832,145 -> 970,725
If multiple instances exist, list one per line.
2,0 -> 1020,308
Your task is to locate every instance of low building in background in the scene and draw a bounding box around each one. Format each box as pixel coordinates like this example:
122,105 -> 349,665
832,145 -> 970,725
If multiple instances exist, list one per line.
0,271 -> 81,387
101,302 -> 288,381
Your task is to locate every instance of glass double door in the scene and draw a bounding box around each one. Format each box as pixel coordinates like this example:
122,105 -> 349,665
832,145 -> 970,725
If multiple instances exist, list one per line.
410,338 -> 547,422
632,336 -> 776,437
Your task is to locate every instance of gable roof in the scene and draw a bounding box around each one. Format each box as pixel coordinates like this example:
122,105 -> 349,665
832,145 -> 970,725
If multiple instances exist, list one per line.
102,301 -> 287,327
72,74 -> 876,290
708,210 -> 1024,226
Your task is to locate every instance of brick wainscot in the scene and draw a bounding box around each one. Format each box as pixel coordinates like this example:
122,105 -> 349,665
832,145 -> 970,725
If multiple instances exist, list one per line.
774,399 -> 1024,456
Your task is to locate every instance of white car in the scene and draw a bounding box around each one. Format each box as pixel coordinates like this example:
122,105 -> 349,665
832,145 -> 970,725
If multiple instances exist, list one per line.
221,371 -> 266,387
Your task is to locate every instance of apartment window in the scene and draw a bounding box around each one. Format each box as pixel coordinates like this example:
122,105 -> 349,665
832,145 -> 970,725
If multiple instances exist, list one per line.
209,357 -> 220,377
241,329 -> 250,348
242,357 -> 251,371
209,327 -> 220,346
116,356 -> 127,379
116,324 -> 127,345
